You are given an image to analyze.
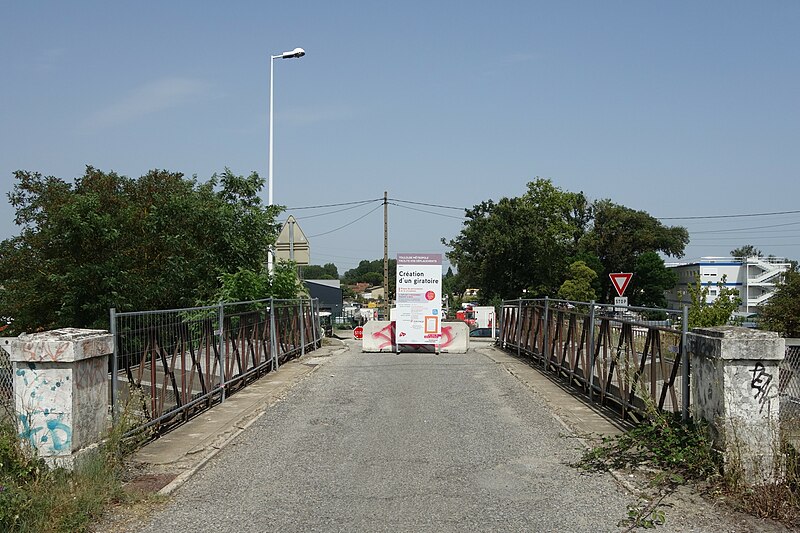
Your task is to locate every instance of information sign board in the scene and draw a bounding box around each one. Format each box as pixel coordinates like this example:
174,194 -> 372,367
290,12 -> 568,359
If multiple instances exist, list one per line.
395,253 -> 442,344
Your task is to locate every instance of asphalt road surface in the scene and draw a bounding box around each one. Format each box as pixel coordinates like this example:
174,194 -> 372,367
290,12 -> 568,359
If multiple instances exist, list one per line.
133,342 -> 683,532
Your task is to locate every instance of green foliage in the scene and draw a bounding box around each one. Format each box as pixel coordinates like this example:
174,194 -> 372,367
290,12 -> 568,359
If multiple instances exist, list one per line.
445,178 -> 591,301
619,500 -> 669,529
0,421 -> 128,533
557,261 -> 598,302
442,266 -> 465,309
686,274 -> 742,328
630,251 -> 677,309
730,244 -> 762,258
577,413 -> 720,481
444,180 -> 687,304
342,259 -> 396,298
579,200 -> 688,301
211,263 -> 306,304
300,263 -> 339,280
0,167 -> 281,334
760,268 -> 800,337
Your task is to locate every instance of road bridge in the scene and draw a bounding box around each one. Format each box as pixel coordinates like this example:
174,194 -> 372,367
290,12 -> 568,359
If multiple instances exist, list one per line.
127,339 -> 779,532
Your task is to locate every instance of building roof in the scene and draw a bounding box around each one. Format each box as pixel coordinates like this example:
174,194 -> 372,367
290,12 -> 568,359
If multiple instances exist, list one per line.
305,279 -> 341,289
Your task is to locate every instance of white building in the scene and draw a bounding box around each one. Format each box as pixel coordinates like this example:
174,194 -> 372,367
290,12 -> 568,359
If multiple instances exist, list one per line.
665,256 -> 790,315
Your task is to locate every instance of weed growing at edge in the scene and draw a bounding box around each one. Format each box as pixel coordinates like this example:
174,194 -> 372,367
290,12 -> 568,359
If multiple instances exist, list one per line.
0,395 -> 153,533
575,412 -> 722,482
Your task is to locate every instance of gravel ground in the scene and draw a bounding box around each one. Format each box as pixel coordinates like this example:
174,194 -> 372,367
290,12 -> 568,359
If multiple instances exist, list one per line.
130,344 -> 788,532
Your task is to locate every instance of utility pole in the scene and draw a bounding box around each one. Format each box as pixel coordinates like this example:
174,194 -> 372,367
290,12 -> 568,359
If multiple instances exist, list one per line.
383,191 -> 389,321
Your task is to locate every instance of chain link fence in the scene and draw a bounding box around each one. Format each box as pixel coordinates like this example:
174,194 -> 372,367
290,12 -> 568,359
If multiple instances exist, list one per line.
780,340 -> 800,441
1,338 -> 14,424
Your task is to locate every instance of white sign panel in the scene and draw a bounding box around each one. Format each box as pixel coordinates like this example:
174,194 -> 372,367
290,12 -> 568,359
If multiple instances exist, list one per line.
614,296 -> 628,312
395,253 -> 442,344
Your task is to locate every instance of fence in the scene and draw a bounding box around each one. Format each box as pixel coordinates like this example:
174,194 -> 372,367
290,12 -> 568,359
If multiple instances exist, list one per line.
781,340 -> 800,430
111,297 -> 320,437
1,339 -> 13,424
500,298 -> 688,421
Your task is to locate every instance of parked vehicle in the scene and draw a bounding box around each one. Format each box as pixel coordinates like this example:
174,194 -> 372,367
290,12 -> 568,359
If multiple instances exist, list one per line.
469,327 -> 495,338
456,305 -> 496,329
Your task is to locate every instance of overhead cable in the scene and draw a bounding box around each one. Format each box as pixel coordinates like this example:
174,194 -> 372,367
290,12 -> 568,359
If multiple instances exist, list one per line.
389,198 -> 466,211
307,204 -> 383,238
659,209 -> 800,220
690,220 -> 800,234
389,202 -> 466,220
286,198 -> 382,210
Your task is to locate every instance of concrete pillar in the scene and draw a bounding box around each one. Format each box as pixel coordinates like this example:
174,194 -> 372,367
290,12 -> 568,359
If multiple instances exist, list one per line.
10,328 -> 112,469
689,326 -> 785,484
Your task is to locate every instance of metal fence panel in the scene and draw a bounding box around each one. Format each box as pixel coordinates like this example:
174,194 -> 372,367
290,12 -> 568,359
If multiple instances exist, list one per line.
501,299 -> 685,421
112,298 -> 320,438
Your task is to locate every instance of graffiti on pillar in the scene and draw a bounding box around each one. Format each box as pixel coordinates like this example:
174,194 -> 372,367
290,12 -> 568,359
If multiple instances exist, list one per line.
14,367 -> 73,454
750,361 -> 774,414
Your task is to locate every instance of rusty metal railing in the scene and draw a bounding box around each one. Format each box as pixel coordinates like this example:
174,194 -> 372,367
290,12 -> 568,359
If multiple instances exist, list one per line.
111,297 -> 320,438
501,298 -> 689,421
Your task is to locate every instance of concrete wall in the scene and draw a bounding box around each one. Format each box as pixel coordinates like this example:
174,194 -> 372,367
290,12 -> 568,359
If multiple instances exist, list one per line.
10,328 -> 111,468
689,326 -> 784,484
362,321 -> 469,353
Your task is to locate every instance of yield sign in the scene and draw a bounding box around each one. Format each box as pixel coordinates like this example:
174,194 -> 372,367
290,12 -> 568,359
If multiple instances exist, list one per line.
609,273 -> 633,297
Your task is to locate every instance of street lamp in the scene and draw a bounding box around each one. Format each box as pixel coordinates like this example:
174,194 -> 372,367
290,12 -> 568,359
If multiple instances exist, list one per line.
268,47 -> 305,274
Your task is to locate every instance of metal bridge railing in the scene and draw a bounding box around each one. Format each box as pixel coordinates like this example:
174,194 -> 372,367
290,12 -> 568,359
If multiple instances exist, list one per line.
111,297 -> 321,438
501,297 -> 689,421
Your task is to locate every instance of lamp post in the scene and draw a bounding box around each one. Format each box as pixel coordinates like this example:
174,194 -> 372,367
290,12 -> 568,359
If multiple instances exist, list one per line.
268,47 -> 305,274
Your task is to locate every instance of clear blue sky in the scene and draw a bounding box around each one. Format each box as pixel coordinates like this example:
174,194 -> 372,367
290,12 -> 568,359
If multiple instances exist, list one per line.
2,1 -> 799,274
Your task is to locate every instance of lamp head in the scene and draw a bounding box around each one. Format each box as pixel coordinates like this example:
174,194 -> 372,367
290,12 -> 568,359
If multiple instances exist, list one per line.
281,47 -> 306,59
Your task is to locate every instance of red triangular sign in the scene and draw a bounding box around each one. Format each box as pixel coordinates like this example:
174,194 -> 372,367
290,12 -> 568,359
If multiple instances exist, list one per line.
609,273 -> 633,296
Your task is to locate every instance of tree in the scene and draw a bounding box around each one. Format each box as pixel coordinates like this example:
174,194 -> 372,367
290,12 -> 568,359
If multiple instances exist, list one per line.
730,245 -> 762,258
300,263 -> 339,280
445,179 -> 591,301
442,266 -> 465,309
685,275 -> 742,328
211,262 -> 306,303
557,261 -> 598,302
580,200 -> 688,301
0,166 -> 283,334
629,252 -> 677,309
759,268 -> 800,337
342,259 -> 397,298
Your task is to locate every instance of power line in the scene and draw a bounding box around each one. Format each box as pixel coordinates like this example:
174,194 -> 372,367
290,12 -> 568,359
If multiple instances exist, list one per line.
285,198 -> 382,210
307,203 -> 383,238
389,202 -> 466,220
659,209 -> 800,220
288,202 -> 378,221
690,220 -> 800,234
389,198 -> 466,211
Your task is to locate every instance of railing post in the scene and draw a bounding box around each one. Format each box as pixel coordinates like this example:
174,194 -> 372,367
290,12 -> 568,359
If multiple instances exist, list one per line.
312,299 -> 320,348
681,304 -> 689,421
543,296 -> 550,368
218,302 -> 226,403
110,307 -> 119,424
588,300 -> 596,403
270,297 -> 279,370
516,299 -> 522,357
300,299 -> 306,357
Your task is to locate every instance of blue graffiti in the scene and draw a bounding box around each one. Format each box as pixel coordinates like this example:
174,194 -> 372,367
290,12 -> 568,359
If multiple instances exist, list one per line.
45,419 -> 71,452
17,415 -> 72,453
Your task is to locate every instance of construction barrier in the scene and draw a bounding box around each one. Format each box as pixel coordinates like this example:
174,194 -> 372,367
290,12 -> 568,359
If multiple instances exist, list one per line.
361,321 -> 469,353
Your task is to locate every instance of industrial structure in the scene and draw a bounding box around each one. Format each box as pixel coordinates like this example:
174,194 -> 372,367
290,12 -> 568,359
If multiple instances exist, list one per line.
665,256 -> 790,314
